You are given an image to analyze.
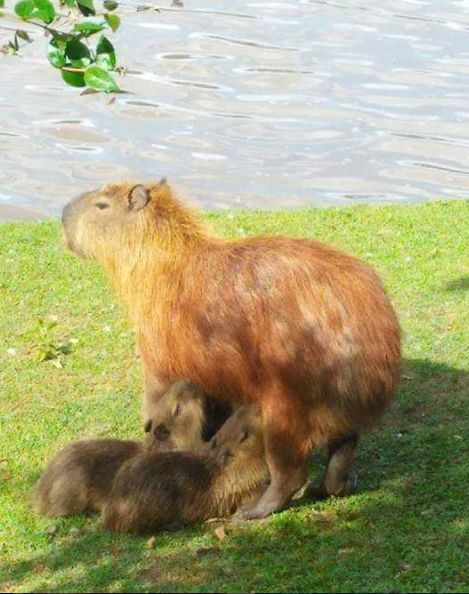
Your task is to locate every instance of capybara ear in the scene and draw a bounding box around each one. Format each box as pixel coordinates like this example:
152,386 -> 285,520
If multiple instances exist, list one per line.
128,185 -> 150,212
143,419 -> 152,433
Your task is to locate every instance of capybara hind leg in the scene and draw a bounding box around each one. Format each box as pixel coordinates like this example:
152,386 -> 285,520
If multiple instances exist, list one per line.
321,432 -> 359,497
239,399 -> 310,520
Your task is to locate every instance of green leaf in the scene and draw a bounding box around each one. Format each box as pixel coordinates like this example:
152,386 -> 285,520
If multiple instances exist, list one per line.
73,21 -> 105,35
104,13 -> 120,32
49,29 -> 74,42
84,65 -> 119,92
31,0 -> 56,23
103,0 -> 118,10
77,0 -> 95,16
47,38 -> 66,68
16,29 -> 32,41
61,69 -> 86,87
14,0 -> 34,18
0,0 -> 5,8
96,35 -> 115,70
65,37 -> 91,67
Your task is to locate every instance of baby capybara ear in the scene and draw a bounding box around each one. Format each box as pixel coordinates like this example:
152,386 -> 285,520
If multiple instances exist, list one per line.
143,419 -> 152,433
128,185 -> 150,212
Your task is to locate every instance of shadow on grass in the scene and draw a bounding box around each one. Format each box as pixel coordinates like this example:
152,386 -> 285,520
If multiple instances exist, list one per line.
445,276 -> 469,292
1,358 -> 468,593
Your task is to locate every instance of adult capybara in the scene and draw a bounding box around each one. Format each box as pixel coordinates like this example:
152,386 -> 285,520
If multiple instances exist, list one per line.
62,180 -> 402,519
35,380 -> 209,517
102,406 -> 268,533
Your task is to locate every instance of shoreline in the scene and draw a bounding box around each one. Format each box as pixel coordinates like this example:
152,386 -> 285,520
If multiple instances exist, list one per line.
2,197 -> 468,223
0,203 -> 52,222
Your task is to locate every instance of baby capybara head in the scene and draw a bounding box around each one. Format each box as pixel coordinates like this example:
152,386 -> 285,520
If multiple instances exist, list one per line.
61,180 -> 167,261
209,406 -> 265,468
144,379 -> 206,451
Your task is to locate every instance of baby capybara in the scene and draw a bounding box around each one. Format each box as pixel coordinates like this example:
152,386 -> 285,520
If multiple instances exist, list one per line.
144,378 -> 231,448
35,380 -> 209,517
102,406 -> 268,534
62,180 -> 402,519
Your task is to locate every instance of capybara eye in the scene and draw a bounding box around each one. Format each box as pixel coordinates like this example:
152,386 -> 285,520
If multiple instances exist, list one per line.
174,403 -> 181,417
95,201 -> 110,210
239,429 -> 250,443
210,437 -> 217,449
143,419 -> 152,433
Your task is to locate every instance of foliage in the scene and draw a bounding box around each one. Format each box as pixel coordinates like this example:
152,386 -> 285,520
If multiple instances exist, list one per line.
1,0 -> 121,92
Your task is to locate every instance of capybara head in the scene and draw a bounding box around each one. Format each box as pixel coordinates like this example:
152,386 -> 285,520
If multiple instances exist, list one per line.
61,181 -> 161,261
61,180 -> 205,266
144,379 -> 206,451
209,406 -> 264,468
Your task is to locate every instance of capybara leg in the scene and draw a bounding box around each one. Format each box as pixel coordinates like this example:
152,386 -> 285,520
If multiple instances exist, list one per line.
321,432 -> 359,497
141,370 -> 171,422
238,399 -> 310,520
239,461 -> 308,520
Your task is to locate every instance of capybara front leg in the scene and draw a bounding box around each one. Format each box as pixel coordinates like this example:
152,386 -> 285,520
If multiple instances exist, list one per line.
321,432 -> 359,497
142,368 -> 171,423
239,462 -> 308,520
238,400 -> 310,520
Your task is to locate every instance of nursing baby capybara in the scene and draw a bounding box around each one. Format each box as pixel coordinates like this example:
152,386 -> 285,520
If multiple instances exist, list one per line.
102,406 -> 268,534
35,380 -> 210,517
62,180 -> 402,519
144,378 -> 231,448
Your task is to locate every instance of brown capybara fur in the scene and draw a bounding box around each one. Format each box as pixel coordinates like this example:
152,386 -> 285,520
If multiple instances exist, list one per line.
144,378 -> 231,449
62,180 -> 402,518
102,406 -> 268,534
34,380 -> 209,517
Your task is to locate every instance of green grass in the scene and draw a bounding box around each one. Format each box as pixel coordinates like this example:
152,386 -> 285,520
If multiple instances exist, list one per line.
0,201 -> 468,593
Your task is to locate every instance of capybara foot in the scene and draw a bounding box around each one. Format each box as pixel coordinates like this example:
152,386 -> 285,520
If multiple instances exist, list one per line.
237,498 -> 280,520
236,480 -> 295,519
320,432 -> 359,497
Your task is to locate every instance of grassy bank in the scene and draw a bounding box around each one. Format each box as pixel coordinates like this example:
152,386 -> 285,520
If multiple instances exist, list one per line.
0,200 -> 468,593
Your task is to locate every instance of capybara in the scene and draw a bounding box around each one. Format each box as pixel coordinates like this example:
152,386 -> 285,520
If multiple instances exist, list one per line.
35,380 -> 209,517
62,180 -> 402,519
144,378 -> 231,448
102,406 -> 268,533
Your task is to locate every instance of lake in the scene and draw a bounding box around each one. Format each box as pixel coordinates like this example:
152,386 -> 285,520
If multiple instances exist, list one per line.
1,0 -> 469,219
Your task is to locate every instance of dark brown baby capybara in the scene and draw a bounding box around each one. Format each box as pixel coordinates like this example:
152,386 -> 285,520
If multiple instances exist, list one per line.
34,380 -> 209,517
62,180 -> 402,519
102,406 -> 268,534
143,378 -> 231,449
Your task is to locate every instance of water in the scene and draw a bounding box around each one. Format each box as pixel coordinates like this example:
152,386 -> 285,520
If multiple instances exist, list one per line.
1,0 -> 469,219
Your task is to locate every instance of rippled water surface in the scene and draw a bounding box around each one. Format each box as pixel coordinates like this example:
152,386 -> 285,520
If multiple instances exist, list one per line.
2,0 -> 469,219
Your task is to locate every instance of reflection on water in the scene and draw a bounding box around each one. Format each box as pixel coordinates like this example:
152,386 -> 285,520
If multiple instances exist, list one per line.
1,0 -> 469,219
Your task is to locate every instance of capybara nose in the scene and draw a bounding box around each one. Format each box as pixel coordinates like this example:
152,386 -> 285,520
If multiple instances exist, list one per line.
154,424 -> 170,442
